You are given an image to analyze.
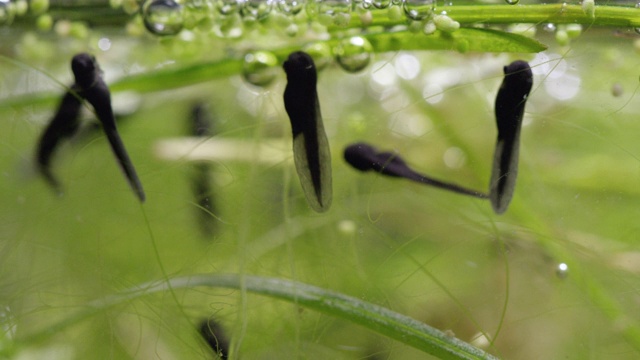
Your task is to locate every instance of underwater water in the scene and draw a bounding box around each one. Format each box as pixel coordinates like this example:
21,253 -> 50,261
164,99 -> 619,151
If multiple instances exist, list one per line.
1,2 -> 640,359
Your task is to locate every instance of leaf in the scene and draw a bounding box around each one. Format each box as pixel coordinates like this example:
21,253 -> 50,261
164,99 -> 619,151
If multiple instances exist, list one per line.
13,274 -> 499,360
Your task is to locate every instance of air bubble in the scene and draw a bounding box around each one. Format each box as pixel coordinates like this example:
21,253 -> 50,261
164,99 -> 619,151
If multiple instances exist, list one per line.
184,0 -> 213,29
212,13 -> 243,38
402,0 -> 435,21
334,36 -> 373,73
556,263 -> 569,279
371,0 -> 390,9
0,0 -> 15,25
142,0 -> 185,36
242,51 -> 279,87
241,0 -> 273,20
278,0 -> 303,15
303,42 -> 333,71
316,0 -> 352,26
216,0 -> 239,15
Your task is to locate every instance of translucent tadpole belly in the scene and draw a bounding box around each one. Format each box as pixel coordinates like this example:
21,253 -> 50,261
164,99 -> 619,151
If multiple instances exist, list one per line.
344,142 -> 488,199
489,60 -> 533,214
35,53 -> 146,202
282,51 -> 332,213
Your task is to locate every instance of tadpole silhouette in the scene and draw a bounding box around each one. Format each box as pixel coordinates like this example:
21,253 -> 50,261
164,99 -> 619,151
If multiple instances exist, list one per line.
489,60 -> 533,214
189,103 -> 217,237
344,142 -> 488,199
283,51 -> 332,212
35,53 -> 145,202
199,318 -> 229,360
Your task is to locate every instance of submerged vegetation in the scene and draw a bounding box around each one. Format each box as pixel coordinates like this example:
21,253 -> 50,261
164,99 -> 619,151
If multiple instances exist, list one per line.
1,0 -> 640,359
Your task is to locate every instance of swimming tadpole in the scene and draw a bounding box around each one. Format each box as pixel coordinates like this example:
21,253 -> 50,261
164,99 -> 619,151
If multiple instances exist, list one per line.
344,142 -> 488,199
283,51 -> 332,213
489,60 -> 533,214
35,53 -> 145,202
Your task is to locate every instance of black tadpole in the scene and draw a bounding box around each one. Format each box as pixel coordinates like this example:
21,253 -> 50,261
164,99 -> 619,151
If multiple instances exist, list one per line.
489,60 -> 533,214
189,103 -> 218,238
344,142 -> 488,199
283,51 -> 332,213
199,318 -> 229,360
35,53 -> 145,202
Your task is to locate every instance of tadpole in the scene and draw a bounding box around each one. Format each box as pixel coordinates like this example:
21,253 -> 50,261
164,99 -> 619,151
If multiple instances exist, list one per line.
283,51 -> 332,212
35,53 -> 145,202
489,60 -> 533,214
199,318 -> 229,359
344,142 -> 488,199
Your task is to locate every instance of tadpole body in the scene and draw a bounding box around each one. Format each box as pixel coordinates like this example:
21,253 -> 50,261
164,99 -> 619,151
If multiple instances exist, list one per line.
283,51 -> 332,212
344,142 -> 488,199
189,103 -> 217,237
199,318 -> 229,360
35,53 -> 145,202
489,60 -> 533,214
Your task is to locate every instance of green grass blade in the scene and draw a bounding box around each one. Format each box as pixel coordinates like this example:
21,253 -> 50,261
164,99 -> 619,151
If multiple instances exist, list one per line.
11,274 -> 498,360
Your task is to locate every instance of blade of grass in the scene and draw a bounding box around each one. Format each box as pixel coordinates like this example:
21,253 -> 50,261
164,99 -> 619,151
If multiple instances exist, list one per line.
9,274 -> 498,360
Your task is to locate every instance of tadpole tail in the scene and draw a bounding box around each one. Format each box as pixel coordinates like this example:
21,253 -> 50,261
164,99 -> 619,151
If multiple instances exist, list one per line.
35,90 -> 83,197
489,136 -> 520,214
103,126 -> 146,202
403,168 -> 489,199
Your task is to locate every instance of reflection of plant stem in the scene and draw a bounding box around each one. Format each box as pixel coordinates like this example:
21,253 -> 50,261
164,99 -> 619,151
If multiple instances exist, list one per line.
11,274 -> 499,360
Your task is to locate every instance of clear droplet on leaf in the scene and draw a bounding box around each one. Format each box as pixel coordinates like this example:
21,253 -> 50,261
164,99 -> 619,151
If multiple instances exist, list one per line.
303,42 -> 333,71
371,0 -> 390,8
402,0 -> 434,21
212,13 -> 244,38
316,0 -> 352,26
242,51 -> 279,87
241,0 -> 273,20
278,0 -> 303,15
335,36 -> 373,73
142,0 -> 185,36
505,0 -> 519,4
216,0 -> 240,15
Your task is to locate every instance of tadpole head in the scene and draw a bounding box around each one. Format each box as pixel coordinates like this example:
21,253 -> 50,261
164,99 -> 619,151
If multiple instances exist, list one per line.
283,51 -> 317,85
344,142 -> 378,172
71,53 -> 99,88
502,60 -> 533,95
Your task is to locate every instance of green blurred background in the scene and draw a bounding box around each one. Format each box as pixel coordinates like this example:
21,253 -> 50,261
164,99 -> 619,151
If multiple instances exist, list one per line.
1,3 -> 640,359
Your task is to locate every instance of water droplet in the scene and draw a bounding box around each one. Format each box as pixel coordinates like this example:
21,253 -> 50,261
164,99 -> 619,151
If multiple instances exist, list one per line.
278,0 -> 303,15
316,0 -> 352,26
371,0 -> 390,9
0,0 -> 15,25
443,147 -> 466,169
212,13 -> 244,38
184,0 -> 213,29
402,0 -> 434,21
611,83 -> 623,97
241,0 -> 273,20
303,42 -> 333,71
98,37 -> 112,51
142,0 -> 185,36
216,0 -> 239,15
542,23 -> 556,32
556,263 -> 569,279
505,0 -> 519,4
242,51 -> 279,87
334,36 -> 373,73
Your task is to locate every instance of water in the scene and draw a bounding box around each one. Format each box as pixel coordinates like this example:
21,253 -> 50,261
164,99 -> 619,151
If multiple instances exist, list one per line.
142,0 -> 185,36
334,36 -> 373,73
